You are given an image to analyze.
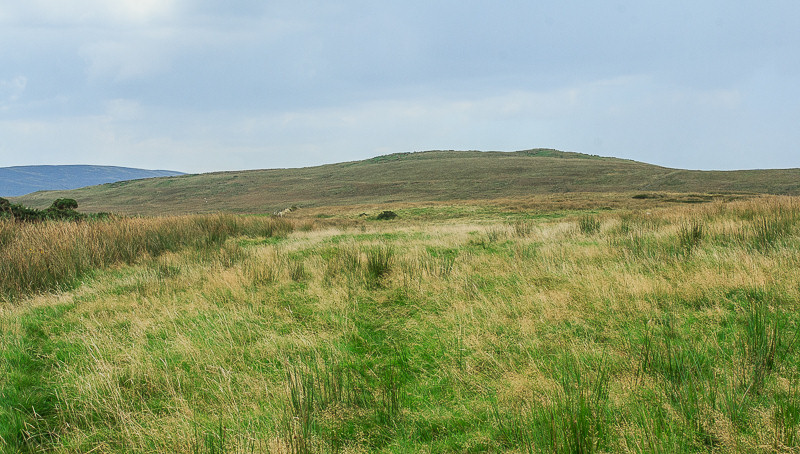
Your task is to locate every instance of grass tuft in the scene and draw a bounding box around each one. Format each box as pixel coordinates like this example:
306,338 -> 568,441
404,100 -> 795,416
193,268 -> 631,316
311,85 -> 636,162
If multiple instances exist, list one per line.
751,215 -> 793,251
678,218 -> 704,255
578,215 -> 601,235
365,244 -> 394,282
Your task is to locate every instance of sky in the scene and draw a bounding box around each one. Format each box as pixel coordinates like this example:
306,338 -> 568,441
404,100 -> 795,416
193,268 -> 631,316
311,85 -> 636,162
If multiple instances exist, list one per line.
1,1 -> 799,174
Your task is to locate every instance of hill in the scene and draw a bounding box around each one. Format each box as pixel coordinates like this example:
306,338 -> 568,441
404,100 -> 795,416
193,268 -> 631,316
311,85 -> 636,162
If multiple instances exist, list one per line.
0,165 -> 185,197
13,149 -> 800,214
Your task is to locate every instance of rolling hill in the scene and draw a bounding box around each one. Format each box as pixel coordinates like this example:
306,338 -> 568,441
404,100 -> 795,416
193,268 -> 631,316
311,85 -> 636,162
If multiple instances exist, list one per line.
0,165 -> 184,197
12,149 -> 800,215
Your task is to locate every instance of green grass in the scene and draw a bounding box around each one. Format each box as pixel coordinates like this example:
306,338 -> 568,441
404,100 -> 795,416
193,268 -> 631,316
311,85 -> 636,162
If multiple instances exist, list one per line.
0,303 -> 79,451
1,197 -> 800,452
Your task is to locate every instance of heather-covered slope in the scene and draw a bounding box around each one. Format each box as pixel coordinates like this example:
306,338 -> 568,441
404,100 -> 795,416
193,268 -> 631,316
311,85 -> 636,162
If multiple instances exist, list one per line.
14,150 -> 800,214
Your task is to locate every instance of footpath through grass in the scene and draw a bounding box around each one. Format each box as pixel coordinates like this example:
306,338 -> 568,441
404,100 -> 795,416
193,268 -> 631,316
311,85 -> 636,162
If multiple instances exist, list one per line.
1,197 -> 800,452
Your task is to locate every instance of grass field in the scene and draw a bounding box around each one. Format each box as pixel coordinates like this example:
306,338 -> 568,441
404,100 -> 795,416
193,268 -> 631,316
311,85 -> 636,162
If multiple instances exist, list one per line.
2,195 -> 800,453
13,149 -> 800,215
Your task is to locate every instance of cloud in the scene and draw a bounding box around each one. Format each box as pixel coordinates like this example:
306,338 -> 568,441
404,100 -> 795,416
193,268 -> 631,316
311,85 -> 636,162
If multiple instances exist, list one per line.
223,76 -> 795,171
1,0 -> 179,26
104,98 -> 142,121
0,76 -> 27,101
79,36 -> 175,81
2,1 -> 185,84
0,76 -> 27,111
1,74 -> 798,174
1,2 -> 799,172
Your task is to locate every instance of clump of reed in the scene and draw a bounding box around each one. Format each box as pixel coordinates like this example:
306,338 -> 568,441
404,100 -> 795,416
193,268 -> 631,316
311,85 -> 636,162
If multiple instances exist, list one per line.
498,353 -> 612,454
578,215 -> 601,235
678,218 -> 705,255
365,244 -> 395,283
0,214 -> 299,300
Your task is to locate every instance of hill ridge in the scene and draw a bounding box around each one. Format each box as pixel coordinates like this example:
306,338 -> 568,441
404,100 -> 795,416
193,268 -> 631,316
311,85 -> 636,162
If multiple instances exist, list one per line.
12,149 -> 800,214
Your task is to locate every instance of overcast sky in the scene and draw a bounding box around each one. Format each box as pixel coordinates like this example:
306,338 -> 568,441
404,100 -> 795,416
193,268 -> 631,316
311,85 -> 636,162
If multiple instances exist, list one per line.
1,1 -> 798,173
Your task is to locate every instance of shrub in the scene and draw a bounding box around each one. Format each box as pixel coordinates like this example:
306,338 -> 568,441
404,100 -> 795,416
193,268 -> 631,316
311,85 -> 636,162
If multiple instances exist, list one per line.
0,198 -> 11,220
4,199 -> 86,222
376,211 -> 398,220
632,193 -> 662,200
50,198 -> 79,211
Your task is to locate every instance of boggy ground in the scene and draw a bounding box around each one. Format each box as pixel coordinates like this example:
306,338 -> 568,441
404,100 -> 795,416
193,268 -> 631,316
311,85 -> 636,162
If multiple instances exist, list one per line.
1,196 -> 799,453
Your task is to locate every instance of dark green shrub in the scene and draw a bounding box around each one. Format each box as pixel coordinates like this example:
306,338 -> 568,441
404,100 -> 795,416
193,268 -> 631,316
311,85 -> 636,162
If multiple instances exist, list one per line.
5,199 -> 86,222
376,211 -> 397,220
632,193 -> 662,200
0,198 -> 11,221
50,198 -> 79,210
9,203 -> 43,222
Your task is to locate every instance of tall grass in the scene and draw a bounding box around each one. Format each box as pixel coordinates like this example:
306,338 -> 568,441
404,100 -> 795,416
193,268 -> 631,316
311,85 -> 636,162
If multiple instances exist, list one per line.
0,214 -> 297,300
578,215 -> 601,235
775,374 -> 800,449
751,215 -> 794,251
365,244 -> 394,283
507,354 -> 612,454
678,218 -> 704,255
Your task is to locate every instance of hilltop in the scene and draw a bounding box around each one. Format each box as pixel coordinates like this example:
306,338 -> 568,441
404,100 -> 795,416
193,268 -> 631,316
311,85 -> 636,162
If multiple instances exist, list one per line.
0,165 -> 184,197
13,149 -> 800,214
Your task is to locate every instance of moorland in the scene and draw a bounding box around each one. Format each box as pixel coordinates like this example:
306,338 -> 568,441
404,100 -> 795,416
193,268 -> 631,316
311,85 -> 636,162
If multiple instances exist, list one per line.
2,150 -> 800,453
12,149 -> 800,215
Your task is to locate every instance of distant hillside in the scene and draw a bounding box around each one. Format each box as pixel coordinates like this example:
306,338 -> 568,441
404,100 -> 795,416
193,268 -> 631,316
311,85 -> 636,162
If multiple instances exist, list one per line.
0,165 -> 185,197
13,149 -> 800,215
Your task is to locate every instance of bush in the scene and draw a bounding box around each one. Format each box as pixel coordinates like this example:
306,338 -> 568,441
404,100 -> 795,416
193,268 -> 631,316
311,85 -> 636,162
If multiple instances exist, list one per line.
632,193 -> 662,200
0,198 -> 11,220
50,198 -> 79,210
9,203 -> 43,222
4,199 -> 86,222
376,211 -> 398,220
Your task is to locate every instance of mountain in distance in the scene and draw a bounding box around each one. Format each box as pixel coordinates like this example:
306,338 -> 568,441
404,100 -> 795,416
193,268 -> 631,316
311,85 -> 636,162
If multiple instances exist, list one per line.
12,149 -> 800,215
0,165 -> 185,197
